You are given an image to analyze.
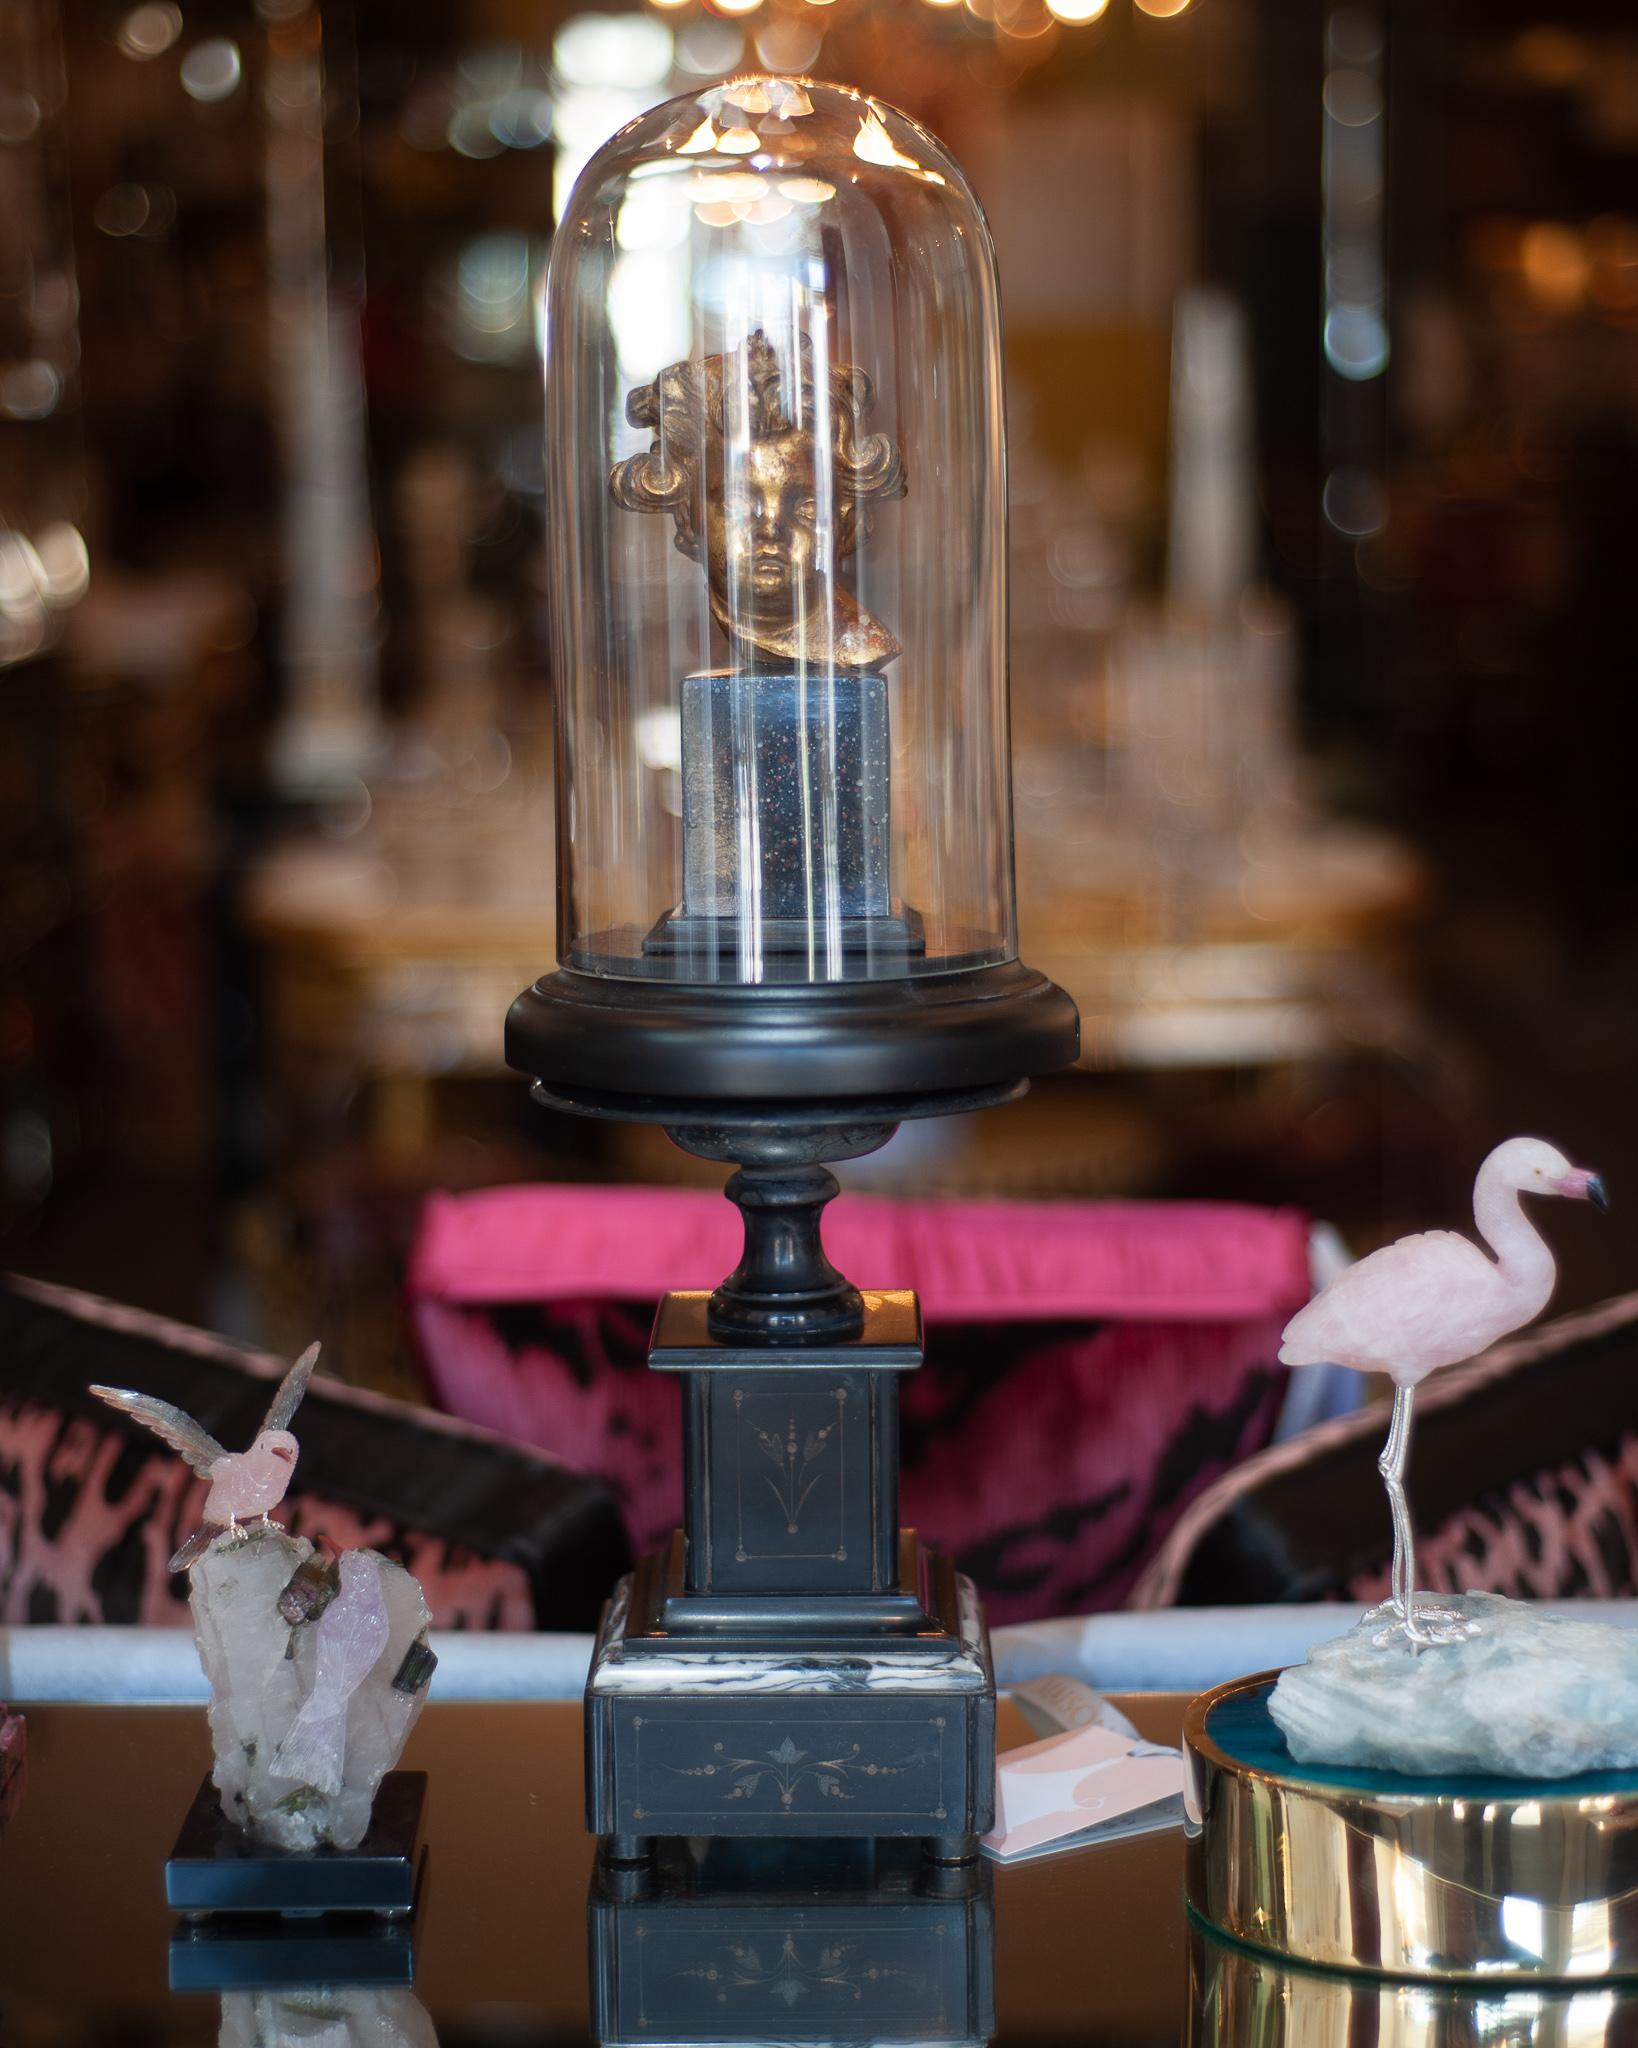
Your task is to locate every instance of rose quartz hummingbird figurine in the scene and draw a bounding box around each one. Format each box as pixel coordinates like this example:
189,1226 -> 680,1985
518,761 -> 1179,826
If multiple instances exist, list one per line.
1279,1138 -> 1607,1649
91,1342 -> 321,1572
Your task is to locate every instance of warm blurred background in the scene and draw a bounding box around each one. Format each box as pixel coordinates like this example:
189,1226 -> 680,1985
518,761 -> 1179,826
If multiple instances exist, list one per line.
3,0 -> 1634,1393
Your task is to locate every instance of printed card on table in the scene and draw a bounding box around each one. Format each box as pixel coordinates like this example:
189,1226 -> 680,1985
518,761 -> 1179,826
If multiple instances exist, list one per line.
982,1719 -> 1185,1864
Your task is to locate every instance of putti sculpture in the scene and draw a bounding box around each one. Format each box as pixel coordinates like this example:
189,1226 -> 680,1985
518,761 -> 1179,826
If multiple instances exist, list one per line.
91,1343 -> 435,1857
1280,1136 -> 1607,1650
608,327 -> 910,945
93,1341 -> 319,1570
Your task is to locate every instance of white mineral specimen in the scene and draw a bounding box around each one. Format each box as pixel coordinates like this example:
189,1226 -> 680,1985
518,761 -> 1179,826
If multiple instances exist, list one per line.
190,1526 -> 432,1851
1270,1592 -> 1638,1778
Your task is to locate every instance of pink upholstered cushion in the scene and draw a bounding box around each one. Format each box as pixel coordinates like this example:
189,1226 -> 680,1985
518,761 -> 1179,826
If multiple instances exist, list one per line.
408,1186 -> 1310,1622
410,1185 -> 1308,1323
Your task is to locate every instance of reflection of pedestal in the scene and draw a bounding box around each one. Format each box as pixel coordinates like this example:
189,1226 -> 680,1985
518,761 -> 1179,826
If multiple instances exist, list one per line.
590,1837 -> 995,2047
1186,1675 -> 1638,1979
585,1292 -> 995,1858
169,1919 -> 418,1993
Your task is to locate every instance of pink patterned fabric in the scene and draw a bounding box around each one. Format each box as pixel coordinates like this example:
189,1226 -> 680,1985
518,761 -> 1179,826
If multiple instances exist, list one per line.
1133,1289 -> 1638,1610
0,1398 -> 533,1628
1,1275 -> 631,1631
408,1186 -> 1311,1622
1355,1436 -> 1638,1605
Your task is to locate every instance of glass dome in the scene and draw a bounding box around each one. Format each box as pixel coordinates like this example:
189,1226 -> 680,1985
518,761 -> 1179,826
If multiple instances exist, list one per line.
511,74 -> 1077,1105
547,75 -> 1012,987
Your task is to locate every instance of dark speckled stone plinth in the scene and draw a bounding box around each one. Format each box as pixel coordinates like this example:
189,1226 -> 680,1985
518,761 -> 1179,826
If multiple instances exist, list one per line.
679,669 -> 890,922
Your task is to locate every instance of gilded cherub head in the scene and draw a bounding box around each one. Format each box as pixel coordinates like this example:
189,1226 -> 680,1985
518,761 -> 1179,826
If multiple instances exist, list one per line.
610,329 -> 907,673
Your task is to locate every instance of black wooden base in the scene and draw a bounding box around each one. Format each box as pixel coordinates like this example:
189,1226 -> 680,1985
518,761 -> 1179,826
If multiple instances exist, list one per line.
507,956 -> 1079,1103
589,1835 -> 995,2047
585,1561 -> 996,1849
165,1772 -> 426,1919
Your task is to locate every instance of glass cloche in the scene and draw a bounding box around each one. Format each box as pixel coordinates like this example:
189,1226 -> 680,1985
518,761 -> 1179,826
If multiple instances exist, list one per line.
510,76 -> 1077,1105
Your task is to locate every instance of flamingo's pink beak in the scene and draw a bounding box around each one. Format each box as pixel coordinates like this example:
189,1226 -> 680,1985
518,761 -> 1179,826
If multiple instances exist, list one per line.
1554,1167 -> 1609,1210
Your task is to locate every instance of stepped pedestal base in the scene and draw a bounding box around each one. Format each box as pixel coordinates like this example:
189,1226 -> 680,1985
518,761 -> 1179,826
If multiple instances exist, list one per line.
585,1548 -> 995,1858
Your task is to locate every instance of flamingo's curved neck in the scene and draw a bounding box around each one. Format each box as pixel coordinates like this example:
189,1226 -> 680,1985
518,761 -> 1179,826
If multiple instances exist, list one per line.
1473,1165 -> 1556,1310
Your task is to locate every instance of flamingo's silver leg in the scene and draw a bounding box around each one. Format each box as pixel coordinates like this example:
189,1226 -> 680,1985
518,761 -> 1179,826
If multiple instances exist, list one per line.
1365,1385 -> 1412,1628
1369,1383 -> 1477,1650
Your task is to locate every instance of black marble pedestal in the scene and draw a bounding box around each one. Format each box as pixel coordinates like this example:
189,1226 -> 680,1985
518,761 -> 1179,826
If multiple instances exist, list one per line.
584,1292 -> 996,1858
165,1771 -> 426,1919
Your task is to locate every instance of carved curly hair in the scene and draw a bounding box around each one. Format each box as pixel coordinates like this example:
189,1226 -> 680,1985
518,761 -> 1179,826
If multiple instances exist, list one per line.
609,328 -> 906,561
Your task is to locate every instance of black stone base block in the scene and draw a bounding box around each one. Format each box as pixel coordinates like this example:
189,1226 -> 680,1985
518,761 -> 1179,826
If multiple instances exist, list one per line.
589,1835 -> 995,2047
585,1564 -> 995,1853
166,1772 -> 426,1919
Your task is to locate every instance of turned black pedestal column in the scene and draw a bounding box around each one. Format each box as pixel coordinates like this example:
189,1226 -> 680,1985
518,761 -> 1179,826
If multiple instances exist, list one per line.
582,1111 -> 995,1863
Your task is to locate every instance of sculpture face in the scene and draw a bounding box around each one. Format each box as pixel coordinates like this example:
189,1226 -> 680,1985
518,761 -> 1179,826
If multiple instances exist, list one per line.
703,432 -> 849,626
611,329 -> 903,673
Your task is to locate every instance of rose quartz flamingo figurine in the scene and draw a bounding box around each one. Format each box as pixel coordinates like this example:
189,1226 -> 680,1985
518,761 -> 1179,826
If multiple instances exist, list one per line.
1280,1138 -> 1606,1649
91,1342 -> 320,1571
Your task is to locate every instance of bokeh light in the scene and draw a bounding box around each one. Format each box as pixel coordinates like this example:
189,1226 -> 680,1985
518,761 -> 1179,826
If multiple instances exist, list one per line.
1323,302 -> 1389,379
756,16 -> 824,66
1520,222 -> 1590,316
553,14 -> 674,88
180,38 -> 243,101
674,19 -> 744,74
117,3 -> 182,59
0,91 -> 41,142
1322,466 -> 1386,537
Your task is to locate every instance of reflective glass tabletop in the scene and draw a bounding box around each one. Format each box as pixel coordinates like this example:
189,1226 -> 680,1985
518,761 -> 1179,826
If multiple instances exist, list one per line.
1,1696 -> 1633,2046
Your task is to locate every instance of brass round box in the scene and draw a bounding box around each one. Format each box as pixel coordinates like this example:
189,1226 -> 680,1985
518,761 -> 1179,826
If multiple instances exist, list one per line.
1184,1672 -> 1638,1982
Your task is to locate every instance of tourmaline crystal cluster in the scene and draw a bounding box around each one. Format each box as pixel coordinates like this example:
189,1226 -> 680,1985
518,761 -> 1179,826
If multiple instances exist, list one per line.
193,1526 -> 434,1853
89,1344 -> 435,1855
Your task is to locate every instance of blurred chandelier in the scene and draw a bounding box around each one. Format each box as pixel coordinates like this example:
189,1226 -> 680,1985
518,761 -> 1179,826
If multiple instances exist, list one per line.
642,0 -> 1196,35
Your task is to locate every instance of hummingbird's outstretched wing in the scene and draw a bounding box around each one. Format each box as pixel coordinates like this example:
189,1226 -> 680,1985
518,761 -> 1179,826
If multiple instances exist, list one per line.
169,1524 -> 224,1572
260,1341 -> 321,1435
89,1387 -> 226,1476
